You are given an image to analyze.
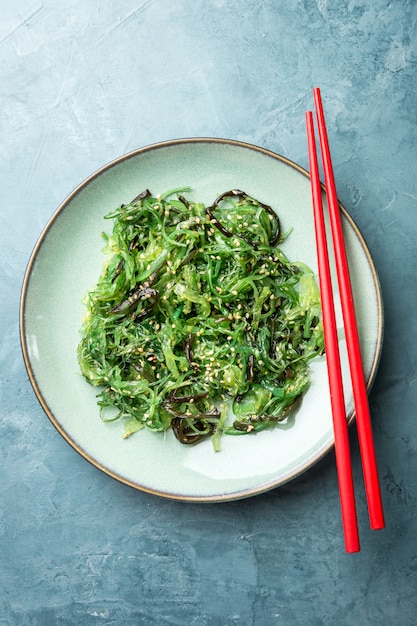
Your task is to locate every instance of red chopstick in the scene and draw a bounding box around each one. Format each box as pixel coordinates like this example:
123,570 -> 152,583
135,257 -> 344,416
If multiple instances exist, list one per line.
306,111 -> 360,553
313,87 -> 385,532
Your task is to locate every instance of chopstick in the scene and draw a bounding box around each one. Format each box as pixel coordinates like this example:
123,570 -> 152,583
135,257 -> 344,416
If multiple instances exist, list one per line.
313,87 -> 385,533
306,111 -> 360,553
306,88 -> 385,551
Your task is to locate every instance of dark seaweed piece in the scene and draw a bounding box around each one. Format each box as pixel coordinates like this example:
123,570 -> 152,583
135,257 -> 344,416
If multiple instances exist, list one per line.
206,189 -> 281,247
109,267 -> 163,316
131,189 -> 152,204
178,194 -> 190,210
171,417 -> 216,445
183,334 -> 199,370
109,285 -> 158,316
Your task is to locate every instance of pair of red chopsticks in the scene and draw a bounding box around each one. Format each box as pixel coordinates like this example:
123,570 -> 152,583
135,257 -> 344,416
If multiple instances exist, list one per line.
306,88 -> 385,553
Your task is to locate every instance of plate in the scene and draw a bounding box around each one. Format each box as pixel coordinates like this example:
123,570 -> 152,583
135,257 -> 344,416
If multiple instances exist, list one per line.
20,138 -> 383,501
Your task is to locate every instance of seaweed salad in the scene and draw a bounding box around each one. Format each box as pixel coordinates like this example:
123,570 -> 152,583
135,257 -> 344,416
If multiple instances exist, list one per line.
78,188 -> 324,450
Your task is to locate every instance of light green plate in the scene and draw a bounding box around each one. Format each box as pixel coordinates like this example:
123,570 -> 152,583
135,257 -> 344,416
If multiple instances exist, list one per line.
20,138 -> 383,501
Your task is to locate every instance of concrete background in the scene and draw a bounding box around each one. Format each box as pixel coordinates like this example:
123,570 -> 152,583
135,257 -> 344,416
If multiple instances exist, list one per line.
1,1 -> 417,624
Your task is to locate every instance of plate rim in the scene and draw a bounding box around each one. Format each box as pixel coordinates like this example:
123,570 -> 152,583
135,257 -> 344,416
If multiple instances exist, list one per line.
19,136 -> 384,501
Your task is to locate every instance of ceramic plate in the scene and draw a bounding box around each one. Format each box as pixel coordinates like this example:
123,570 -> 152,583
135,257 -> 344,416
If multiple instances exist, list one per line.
20,138 -> 383,501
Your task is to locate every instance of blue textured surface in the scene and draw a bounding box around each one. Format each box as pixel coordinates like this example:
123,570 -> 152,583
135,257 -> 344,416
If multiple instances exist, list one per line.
1,1 -> 417,624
